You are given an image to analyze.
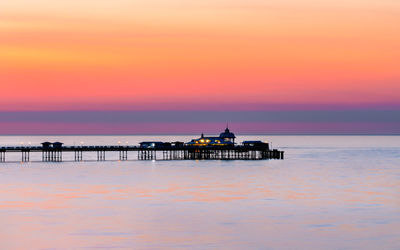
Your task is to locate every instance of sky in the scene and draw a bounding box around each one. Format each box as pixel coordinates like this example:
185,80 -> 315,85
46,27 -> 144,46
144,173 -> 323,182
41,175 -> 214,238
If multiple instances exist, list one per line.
0,0 -> 399,134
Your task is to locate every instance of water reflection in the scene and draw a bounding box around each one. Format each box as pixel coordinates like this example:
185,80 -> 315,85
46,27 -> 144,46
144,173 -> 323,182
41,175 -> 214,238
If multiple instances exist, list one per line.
0,136 -> 399,249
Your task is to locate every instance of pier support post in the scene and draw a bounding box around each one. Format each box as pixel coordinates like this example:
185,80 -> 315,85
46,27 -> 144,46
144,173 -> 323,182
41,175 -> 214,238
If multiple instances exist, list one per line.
55,150 -> 61,162
97,150 -> 105,161
21,151 -> 30,162
74,150 -> 83,161
119,150 -> 128,161
0,151 -> 5,162
41,150 -> 63,162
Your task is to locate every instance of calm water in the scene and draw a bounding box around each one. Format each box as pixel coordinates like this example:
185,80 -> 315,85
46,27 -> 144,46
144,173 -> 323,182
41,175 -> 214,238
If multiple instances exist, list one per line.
0,135 -> 399,250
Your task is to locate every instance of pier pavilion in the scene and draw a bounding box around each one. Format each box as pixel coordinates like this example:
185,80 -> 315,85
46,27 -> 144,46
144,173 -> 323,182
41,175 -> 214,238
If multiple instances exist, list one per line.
186,127 -> 237,146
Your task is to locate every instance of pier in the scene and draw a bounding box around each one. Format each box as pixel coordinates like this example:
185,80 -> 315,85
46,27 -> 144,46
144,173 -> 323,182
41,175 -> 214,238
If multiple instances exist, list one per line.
0,128 -> 284,163
0,144 -> 284,163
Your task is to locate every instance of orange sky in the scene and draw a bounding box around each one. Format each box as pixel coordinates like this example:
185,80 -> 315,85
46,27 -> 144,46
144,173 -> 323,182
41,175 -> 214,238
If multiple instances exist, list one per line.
1,0 -> 399,110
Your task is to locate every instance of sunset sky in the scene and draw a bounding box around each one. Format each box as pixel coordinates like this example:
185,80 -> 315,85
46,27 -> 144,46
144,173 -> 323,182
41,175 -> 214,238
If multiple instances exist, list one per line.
1,0 -> 399,134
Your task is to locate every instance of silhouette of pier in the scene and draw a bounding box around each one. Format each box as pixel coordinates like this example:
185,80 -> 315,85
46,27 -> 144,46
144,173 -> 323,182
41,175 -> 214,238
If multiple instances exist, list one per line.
0,144 -> 284,163
0,129 -> 285,163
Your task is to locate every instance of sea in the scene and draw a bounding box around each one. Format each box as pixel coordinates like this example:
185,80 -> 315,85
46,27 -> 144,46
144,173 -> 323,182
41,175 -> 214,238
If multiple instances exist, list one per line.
0,135 -> 399,250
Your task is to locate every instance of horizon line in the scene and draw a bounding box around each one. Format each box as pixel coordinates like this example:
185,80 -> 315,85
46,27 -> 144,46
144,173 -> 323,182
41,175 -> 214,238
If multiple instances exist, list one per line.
1,133 -> 399,136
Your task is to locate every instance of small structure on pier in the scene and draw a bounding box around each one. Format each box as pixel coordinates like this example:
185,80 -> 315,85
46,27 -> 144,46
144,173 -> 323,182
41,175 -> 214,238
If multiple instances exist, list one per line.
139,141 -> 164,149
53,142 -> 63,149
243,141 -> 269,150
41,142 -> 64,149
41,142 -> 52,149
162,141 -> 184,148
40,142 -> 64,162
186,127 -> 236,146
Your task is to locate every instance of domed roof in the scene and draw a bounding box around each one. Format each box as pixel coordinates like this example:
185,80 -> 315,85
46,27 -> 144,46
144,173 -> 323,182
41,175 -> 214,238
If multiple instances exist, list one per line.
219,127 -> 236,138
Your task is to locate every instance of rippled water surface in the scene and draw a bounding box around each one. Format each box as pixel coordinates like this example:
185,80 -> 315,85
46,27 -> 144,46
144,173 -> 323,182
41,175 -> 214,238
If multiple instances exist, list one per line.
0,135 -> 399,249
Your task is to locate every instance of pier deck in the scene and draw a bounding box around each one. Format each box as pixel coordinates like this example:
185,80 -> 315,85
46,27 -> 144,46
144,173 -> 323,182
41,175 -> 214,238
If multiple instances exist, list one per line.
0,145 -> 284,162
